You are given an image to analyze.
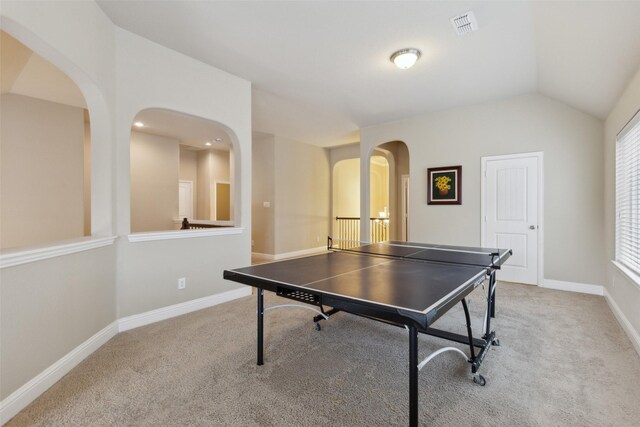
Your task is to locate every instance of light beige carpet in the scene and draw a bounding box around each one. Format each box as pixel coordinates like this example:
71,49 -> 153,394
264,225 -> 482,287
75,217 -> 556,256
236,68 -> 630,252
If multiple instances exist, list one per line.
7,282 -> 640,426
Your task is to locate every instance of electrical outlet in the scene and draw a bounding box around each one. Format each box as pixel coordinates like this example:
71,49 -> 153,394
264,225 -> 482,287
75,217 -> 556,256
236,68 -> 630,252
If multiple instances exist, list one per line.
252,240 -> 255,246
178,277 -> 186,290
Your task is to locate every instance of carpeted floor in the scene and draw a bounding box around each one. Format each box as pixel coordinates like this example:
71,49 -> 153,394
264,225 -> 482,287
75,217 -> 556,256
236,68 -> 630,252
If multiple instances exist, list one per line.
7,282 -> 640,426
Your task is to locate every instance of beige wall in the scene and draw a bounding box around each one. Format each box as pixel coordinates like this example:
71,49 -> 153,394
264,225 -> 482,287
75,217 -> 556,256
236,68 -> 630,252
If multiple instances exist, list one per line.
114,26 -> 252,324
604,65 -> 640,341
333,158 -> 361,218
252,135 -> 330,255
274,136 -> 330,254
1,245 -> 116,398
0,0 -> 118,405
0,93 -> 85,249
252,134 -> 276,254
179,147 -> 198,217
361,93 -> 605,286
130,131 -> 179,232
1,1 -> 252,408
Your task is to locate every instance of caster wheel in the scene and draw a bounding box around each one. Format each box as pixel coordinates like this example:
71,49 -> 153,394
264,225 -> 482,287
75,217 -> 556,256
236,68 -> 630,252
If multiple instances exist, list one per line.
473,375 -> 486,386
492,338 -> 501,347
314,323 -> 321,331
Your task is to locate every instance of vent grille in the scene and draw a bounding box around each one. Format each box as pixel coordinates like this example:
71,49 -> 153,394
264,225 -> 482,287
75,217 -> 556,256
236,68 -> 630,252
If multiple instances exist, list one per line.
450,11 -> 479,35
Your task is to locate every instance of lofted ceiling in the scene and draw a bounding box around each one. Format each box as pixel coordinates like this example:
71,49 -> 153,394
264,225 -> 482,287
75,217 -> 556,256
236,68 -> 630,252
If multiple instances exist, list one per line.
96,0 -> 640,147
10,1 -> 640,148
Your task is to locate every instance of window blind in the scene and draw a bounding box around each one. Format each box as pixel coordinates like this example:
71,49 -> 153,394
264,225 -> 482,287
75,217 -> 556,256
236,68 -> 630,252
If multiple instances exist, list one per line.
616,110 -> 640,278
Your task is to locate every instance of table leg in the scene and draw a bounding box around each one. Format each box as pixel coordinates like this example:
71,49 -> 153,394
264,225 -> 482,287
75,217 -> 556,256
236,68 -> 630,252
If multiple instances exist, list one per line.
489,270 -> 496,318
409,325 -> 418,427
257,288 -> 264,366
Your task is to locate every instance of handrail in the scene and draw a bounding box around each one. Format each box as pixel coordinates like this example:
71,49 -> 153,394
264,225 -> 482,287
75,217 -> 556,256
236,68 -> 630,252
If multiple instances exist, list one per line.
336,216 -> 390,221
180,218 -> 228,230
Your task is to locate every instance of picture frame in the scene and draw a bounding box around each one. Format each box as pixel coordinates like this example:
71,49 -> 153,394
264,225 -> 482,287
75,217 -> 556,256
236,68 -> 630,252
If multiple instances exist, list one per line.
427,165 -> 462,205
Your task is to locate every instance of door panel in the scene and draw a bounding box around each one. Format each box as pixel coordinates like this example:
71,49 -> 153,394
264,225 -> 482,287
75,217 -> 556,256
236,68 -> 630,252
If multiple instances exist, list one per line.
178,180 -> 193,220
485,156 -> 539,284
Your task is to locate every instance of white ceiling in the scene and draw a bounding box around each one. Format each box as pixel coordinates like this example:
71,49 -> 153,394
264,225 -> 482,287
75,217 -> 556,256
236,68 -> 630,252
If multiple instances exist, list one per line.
96,0 -> 640,147
8,2 -> 640,148
134,109 -> 232,151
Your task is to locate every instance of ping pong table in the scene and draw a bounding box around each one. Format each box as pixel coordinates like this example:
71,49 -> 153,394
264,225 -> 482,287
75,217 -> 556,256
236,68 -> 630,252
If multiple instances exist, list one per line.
223,239 -> 511,426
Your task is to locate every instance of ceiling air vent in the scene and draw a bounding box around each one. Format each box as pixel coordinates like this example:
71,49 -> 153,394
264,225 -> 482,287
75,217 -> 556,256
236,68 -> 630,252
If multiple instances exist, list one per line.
450,11 -> 478,35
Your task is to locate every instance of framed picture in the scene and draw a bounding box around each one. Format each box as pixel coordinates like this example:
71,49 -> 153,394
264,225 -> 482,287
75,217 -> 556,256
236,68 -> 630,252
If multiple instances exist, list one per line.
427,165 -> 462,205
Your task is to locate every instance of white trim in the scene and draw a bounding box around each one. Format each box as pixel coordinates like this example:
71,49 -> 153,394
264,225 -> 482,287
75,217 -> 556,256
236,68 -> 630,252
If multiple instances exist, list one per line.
273,246 -> 327,260
0,236 -> 117,269
251,252 -> 276,261
127,227 -> 244,242
481,151 -> 544,286
0,322 -> 119,424
252,246 -> 327,261
541,279 -> 604,296
604,288 -> 640,357
611,260 -> 640,290
118,287 -> 252,332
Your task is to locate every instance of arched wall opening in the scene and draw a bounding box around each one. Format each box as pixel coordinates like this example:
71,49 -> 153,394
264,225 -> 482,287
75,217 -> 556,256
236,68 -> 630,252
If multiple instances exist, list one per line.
1,16 -> 113,242
128,108 -> 240,233
0,28 -> 103,250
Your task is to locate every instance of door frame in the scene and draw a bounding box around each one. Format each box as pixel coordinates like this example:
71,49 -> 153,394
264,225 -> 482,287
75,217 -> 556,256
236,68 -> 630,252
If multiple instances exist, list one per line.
480,151 -> 544,286
401,174 -> 410,241
178,180 -> 194,220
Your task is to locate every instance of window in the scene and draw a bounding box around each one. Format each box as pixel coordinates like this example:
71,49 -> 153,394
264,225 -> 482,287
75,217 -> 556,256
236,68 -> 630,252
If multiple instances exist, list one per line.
616,110 -> 640,278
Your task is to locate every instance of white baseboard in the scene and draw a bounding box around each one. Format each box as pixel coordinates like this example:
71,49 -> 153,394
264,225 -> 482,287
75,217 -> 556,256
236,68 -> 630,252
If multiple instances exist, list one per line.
252,246 -> 326,261
542,279 -> 604,296
0,321 -> 119,424
0,287 -> 252,424
118,287 -> 252,332
251,252 -> 275,261
604,288 -> 640,357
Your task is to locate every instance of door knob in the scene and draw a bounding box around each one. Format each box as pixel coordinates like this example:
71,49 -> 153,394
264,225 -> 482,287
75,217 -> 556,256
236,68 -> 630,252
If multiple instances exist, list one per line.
529,225 -> 536,230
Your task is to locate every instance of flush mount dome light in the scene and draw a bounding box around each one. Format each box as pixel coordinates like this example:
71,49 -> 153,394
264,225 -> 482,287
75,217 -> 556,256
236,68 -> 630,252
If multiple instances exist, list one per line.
133,121 -> 145,127
390,48 -> 421,69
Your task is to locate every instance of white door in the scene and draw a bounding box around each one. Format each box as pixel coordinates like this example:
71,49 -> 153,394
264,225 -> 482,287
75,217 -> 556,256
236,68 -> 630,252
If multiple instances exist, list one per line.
482,153 -> 541,285
178,180 -> 193,220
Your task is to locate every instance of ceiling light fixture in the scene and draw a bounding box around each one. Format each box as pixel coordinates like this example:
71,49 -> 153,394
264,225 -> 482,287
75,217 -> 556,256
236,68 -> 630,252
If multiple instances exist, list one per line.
205,142 -> 212,146
215,137 -> 223,142
390,48 -> 421,69
133,121 -> 145,127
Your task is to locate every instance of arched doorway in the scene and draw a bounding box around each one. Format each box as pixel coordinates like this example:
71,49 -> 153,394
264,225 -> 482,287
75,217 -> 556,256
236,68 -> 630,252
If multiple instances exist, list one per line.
368,141 -> 410,241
